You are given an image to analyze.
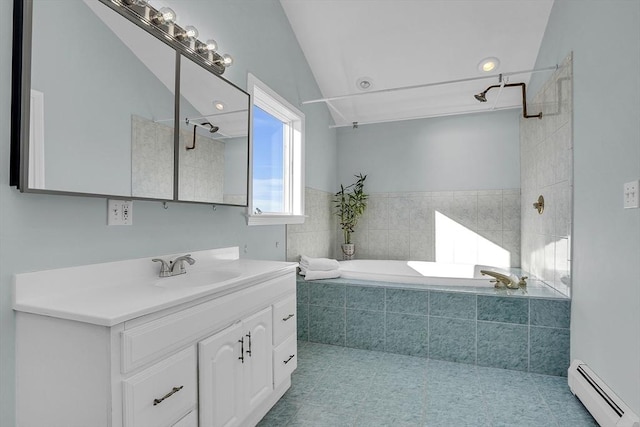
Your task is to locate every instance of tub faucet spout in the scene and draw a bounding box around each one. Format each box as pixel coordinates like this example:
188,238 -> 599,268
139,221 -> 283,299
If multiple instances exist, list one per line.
480,270 -> 521,289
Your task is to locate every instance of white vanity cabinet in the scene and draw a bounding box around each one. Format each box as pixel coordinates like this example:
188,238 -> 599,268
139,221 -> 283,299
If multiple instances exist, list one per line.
199,307 -> 273,427
14,250 -> 297,427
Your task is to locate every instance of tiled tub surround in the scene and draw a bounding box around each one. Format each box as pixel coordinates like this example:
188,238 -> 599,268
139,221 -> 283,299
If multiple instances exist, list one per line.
521,53 -> 573,296
339,189 -> 521,268
297,278 -> 570,377
287,187 -> 336,262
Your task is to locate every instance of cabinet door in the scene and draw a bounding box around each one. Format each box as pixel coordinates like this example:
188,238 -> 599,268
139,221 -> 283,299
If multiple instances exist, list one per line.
199,321 -> 244,427
243,307 -> 274,415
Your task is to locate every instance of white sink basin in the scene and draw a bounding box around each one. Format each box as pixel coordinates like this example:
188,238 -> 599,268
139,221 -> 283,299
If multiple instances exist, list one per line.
154,269 -> 242,289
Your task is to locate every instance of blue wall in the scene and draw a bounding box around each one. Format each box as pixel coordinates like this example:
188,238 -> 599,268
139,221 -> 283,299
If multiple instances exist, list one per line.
337,110 -> 520,193
0,0 -> 337,423
530,0 -> 640,414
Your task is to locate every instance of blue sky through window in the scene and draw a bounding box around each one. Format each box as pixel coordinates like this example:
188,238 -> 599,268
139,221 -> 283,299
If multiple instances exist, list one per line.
253,106 -> 284,212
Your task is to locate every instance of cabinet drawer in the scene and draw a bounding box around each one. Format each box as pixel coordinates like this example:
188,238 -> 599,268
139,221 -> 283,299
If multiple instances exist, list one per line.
273,334 -> 297,386
272,294 -> 296,346
123,347 -> 197,427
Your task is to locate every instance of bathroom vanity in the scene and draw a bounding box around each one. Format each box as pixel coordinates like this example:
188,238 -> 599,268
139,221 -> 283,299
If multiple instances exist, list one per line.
13,247 -> 297,427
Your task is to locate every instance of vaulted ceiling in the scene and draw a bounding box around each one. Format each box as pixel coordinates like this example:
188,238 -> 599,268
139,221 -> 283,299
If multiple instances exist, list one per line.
280,0 -> 555,127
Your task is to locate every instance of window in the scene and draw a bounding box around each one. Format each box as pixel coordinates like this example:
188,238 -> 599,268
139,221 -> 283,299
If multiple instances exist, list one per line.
247,74 -> 304,225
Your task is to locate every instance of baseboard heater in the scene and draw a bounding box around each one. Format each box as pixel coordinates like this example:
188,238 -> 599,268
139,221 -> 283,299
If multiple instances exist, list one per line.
568,359 -> 639,427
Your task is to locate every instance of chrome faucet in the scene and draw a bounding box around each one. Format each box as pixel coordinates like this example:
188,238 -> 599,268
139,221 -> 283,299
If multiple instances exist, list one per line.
152,258 -> 171,277
480,270 -> 527,289
152,254 -> 196,278
170,254 -> 196,275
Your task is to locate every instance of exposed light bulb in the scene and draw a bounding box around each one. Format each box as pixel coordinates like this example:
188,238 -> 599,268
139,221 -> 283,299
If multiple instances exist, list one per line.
154,7 -> 176,24
204,39 -> 218,52
184,25 -> 198,40
221,54 -> 233,67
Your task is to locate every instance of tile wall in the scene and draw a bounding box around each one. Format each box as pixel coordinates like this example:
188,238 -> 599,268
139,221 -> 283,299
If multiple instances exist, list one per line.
520,53 -> 573,296
297,279 -> 570,376
131,115 -> 174,199
287,188 -> 336,262
131,115 -> 228,203
337,190 -> 521,268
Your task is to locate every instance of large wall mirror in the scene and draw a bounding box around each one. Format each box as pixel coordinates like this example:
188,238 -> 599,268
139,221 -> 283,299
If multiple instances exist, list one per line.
11,0 -> 250,206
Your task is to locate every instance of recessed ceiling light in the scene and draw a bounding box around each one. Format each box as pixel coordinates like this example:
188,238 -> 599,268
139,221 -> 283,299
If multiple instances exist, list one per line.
213,100 -> 225,111
356,77 -> 373,91
478,57 -> 500,73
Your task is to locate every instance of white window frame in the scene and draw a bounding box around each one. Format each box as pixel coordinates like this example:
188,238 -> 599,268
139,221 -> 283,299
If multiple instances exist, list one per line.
247,73 -> 305,226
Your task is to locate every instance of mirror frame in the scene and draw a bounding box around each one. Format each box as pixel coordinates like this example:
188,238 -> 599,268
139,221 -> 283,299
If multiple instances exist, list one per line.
10,0 -> 250,207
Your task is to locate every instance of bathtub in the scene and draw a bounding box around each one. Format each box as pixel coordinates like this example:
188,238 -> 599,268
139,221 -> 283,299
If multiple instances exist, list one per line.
338,259 -> 516,287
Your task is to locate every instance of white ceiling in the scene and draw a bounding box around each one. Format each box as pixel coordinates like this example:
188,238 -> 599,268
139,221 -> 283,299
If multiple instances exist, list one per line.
280,0 -> 555,127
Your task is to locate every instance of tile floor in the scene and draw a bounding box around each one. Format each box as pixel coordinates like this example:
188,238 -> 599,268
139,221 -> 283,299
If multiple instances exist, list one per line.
258,341 -> 597,427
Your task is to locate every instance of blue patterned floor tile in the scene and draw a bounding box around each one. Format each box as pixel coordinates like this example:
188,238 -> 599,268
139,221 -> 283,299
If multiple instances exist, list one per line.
286,403 -> 356,427
531,374 -> 598,426
261,341 -> 583,426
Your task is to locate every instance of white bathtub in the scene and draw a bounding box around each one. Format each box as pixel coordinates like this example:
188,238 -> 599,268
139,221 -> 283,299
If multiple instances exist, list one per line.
338,259 -> 516,287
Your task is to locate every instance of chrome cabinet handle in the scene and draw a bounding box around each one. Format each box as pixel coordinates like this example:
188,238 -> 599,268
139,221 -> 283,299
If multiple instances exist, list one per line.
238,337 -> 244,363
282,314 -> 295,321
283,354 -> 295,364
246,332 -> 252,357
153,385 -> 183,406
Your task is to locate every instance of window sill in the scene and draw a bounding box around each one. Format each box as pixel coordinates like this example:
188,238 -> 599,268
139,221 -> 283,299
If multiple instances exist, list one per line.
246,214 -> 306,226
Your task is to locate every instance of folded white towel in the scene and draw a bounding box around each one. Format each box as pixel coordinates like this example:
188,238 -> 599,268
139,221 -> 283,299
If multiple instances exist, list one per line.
304,269 -> 341,281
300,255 -> 339,271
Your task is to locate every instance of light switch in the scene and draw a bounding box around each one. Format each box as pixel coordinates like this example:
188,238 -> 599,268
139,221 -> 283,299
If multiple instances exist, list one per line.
623,180 -> 639,209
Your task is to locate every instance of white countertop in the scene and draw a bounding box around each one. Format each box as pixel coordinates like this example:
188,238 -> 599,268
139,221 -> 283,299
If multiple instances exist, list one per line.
13,247 -> 297,327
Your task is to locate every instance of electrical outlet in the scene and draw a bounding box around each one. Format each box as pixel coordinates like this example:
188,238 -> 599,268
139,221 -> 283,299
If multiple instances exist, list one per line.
108,199 -> 133,225
624,180 -> 639,209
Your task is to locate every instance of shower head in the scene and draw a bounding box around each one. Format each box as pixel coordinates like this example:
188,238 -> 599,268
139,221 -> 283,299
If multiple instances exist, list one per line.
474,92 -> 488,102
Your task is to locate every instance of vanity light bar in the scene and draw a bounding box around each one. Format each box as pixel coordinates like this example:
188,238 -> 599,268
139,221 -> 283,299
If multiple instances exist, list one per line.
111,0 -> 233,75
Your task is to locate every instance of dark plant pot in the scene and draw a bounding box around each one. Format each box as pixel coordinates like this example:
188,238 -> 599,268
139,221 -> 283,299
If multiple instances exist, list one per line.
341,243 -> 355,260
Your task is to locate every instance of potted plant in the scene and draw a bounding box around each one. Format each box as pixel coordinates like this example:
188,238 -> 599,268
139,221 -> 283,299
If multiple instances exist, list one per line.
334,173 -> 368,260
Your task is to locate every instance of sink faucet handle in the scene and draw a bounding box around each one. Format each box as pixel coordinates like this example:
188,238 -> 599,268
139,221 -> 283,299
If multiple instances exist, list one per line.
152,258 -> 171,277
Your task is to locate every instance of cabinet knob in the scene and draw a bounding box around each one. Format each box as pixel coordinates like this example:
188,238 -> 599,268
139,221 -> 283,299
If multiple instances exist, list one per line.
153,385 -> 183,406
